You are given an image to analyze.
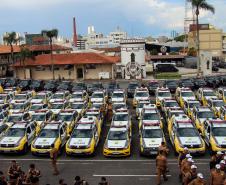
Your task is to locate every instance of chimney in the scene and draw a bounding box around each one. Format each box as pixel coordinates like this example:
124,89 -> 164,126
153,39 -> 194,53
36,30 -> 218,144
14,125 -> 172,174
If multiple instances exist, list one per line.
73,17 -> 77,47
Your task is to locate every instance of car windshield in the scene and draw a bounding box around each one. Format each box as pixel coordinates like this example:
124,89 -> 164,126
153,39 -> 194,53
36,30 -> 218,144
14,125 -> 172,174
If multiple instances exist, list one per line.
142,129 -> 162,138
143,113 -> 159,120
32,81 -> 40,87
56,114 -> 73,122
136,92 -> 149,97
198,111 -> 214,119
12,104 -> 24,110
177,128 -> 199,137
34,95 -> 45,99
38,129 -> 58,138
181,92 -> 194,97
92,93 -> 103,98
71,94 -> 82,99
32,114 -> 46,121
30,105 -> 42,111
5,128 -> 25,137
114,114 -> 128,121
90,84 -> 102,88
112,93 -> 124,98
71,129 -> 93,138
212,127 -> 226,137
108,130 -> 127,140
71,104 -> 83,109
203,91 -> 215,97
213,101 -> 224,107
158,92 -> 171,97
113,104 -> 126,110
19,81 -> 28,86
128,83 -> 139,89
15,95 -> 27,100
137,103 -> 148,108
164,102 -> 178,107
45,84 -> 54,89
51,104 -> 64,109
189,102 -> 200,109
8,115 -> 22,122
52,94 -> 64,99
166,81 -> 176,85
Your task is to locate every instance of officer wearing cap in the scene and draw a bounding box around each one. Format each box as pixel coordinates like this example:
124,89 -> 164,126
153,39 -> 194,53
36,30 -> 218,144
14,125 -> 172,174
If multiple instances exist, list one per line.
210,151 -> 223,170
219,160 -> 225,173
210,164 -> 225,185
188,173 -> 207,185
179,151 -> 191,180
181,158 -> 194,182
184,165 -> 198,185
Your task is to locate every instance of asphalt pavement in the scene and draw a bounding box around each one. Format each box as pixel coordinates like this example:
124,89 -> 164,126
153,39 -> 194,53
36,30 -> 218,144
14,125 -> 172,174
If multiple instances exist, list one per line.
0,84 -> 214,185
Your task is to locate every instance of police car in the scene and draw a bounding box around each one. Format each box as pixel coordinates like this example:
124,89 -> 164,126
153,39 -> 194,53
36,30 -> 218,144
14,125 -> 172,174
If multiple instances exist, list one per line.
0,121 -> 36,153
111,109 -> 131,132
90,90 -> 107,104
132,87 -> 150,108
166,107 -> 185,126
49,100 -> 69,115
169,115 -> 205,154
175,87 -> 196,108
13,91 -> 33,102
203,119 -> 226,152
6,111 -> 30,124
66,118 -> 100,155
139,122 -> 165,156
183,100 -> 201,118
31,121 -> 68,155
55,109 -> 79,134
191,107 -> 215,134
70,101 -> 87,116
69,91 -> 88,103
110,89 -> 126,103
136,100 -> 151,118
208,98 -> 225,117
161,99 -> 179,117
31,91 -> 52,104
155,88 -> 172,107
49,91 -> 70,103
10,100 -> 30,113
103,125 -> 131,157
112,102 -> 127,113
217,88 -> 226,103
85,108 -> 104,128
28,103 -> 48,114
197,88 -> 217,106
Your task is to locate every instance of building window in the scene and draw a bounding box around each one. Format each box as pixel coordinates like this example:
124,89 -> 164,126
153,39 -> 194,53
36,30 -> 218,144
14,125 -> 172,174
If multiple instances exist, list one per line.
207,60 -> 210,70
131,53 -> 135,63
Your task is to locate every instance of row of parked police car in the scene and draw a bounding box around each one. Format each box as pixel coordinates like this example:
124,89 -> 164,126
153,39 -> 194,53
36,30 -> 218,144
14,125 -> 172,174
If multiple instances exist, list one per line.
0,77 -> 226,157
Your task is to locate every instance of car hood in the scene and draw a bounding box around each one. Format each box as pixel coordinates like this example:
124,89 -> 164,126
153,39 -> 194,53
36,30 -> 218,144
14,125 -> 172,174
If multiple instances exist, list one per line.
143,138 -> 162,148
0,100 -> 4,104
158,97 -> 170,101
214,137 -> 226,145
0,137 -> 22,145
107,140 -> 126,149
34,138 -> 56,146
31,99 -> 43,104
50,109 -> 61,114
112,97 -> 124,102
69,138 -> 91,146
90,98 -> 103,102
69,98 -> 83,102
49,99 -> 64,103
182,97 -> 196,101
179,137 -> 202,146
113,121 -> 128,127
205,96 -> 217,100
134,97 -> 149,101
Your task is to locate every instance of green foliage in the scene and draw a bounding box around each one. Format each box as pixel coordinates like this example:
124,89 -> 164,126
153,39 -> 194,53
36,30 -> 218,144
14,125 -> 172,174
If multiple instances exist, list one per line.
174,34 -> 186,42
155,72 -> 181,79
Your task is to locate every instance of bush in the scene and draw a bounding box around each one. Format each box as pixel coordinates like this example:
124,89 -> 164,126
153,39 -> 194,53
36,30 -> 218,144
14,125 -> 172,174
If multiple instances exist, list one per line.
155,72 -> 181,79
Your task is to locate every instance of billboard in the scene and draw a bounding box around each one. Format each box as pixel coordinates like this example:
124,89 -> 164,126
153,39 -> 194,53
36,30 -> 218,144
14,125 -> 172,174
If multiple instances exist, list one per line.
189,24 -> 209,32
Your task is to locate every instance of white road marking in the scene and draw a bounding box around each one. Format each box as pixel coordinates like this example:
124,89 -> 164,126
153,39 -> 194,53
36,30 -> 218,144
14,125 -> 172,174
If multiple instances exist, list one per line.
93,174 -> 172,177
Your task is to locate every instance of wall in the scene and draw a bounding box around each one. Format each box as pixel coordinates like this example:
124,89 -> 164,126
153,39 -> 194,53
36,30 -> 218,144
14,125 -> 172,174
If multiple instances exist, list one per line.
83,64 -> 113,79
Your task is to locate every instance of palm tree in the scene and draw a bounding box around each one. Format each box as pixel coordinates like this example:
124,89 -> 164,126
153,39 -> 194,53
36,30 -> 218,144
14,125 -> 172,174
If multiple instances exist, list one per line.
3,32 -> 22,64
19,46 -> 32,79
41,29 -> 58,80
188,0 -> 215,76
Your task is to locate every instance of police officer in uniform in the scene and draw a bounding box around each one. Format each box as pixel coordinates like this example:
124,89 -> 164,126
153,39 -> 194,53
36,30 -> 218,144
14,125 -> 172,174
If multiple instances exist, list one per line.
156,150 -> 168,185
50,144 -> 59,175
188,173 -> 207,185
210,164 -> 225,185
183,165 -> 198,185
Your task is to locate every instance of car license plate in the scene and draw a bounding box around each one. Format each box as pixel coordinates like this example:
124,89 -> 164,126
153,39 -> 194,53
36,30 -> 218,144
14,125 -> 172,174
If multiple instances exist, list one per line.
112,152 -> 120,155
150,151 -> 158,155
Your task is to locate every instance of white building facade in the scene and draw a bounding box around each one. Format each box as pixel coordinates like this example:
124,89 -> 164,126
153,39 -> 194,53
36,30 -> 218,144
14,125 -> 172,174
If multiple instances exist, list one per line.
119,39 -> 146,79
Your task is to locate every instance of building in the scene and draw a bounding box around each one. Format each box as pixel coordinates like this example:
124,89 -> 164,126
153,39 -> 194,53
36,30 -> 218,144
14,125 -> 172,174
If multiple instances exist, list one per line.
188,24 -> 223,58
118,39 -> 146,79
109,27 -> 127,44
76,37 -> 87,50
25,34 -> 49,46
222,33 -> 226,61
12,52 -> 120,80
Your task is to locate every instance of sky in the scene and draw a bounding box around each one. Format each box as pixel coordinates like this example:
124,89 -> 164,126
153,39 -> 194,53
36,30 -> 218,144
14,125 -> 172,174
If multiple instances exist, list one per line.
0,0 -> 225,39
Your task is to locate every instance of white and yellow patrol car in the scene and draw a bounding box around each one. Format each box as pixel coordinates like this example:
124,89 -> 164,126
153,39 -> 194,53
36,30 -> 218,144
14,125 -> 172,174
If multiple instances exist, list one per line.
136,100 -> 151,119
28,103 -> 48,114
49,100 -> 69,115
161,99 -> 179,117
85,108 -> 104,128
220,105 -> 226,120
31,91 -> 52,104
6,111 -> 30,124
0,121 -> 36,154
49,91 -> 70,103
175,87 -> 196,108
208,98 -> 225,117
197,88 -> 217,106
139,122 -> 165,156
203,119 -> 226,152
132,87 -> 150,108
70,101 -> 88,116
112,102 -> 127,113
13,91 -> 33,102
90,90 -> 107,104
66,119 -> 100,155
169,116 -> 205,154
103,125 -> 131,157
155,87 -> 172,107
31,121 -> 68,155
69,90 -> 88,103
183,100 -> 201,118
110,89 -> 127,103
217,88 -> 226,103
191,106 -> 215,134
166,107 -> 185,126
55,109 -> 79,134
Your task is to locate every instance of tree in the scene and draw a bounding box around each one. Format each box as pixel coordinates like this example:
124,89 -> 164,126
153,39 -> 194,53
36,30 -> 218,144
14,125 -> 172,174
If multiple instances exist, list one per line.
19,46 -> 32,79
3,32 -> 22,64
188,0 -> 215,76
41,29 -> 58,80
174,34 -> 186,42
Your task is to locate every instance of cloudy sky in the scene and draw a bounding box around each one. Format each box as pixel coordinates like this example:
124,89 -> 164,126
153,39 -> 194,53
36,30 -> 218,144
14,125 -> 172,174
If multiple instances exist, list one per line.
0,0 -> 225,38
